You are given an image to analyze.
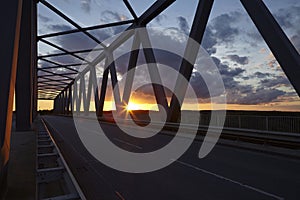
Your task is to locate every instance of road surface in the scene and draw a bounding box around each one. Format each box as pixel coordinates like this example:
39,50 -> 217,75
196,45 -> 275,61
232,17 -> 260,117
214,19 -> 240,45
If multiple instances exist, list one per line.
43,115 -> 300,200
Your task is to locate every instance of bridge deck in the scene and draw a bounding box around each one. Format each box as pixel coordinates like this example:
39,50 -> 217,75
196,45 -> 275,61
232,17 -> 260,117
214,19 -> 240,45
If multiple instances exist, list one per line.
41,115 -> 300,200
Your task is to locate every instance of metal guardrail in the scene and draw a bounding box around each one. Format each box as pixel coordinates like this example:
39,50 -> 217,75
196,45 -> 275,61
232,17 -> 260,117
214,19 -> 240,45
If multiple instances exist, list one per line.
200,114 -> 300,134
68,113 -> 300,149
36,117 -> 86,200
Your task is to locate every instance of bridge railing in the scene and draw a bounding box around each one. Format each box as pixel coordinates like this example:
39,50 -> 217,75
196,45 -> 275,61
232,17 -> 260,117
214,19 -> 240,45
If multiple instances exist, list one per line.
200,114 -> 300,134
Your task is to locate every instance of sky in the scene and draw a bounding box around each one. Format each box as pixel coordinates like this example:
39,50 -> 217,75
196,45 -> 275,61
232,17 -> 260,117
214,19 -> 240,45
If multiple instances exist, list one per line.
37,0 -> 300,111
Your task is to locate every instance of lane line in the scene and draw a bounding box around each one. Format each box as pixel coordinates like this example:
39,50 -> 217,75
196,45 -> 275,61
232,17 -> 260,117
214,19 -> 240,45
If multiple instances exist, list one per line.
113,138 -> 143,150
173,160 -> 284,200
115,191 -> 126,200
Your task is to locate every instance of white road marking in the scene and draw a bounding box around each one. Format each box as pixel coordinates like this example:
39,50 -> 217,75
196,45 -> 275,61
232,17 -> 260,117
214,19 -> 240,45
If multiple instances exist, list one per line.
115,191 -> 126,200
113,138 -> 143,150
173,159 -> 284,200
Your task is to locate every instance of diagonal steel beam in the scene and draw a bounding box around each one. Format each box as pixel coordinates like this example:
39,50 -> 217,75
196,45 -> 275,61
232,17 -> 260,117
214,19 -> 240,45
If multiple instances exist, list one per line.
123,0 -> 138,20
168,0 -> 215,123
58,0 -> 176,102
241,0 -> 300,96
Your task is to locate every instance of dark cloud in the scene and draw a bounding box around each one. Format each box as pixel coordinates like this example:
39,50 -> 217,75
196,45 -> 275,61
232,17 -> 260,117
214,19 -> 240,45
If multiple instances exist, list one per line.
211,56 -> 287,104
45,24 -> 98,51
291,31 -> 300,52
260,76 -> 291,88
190,72 -> 210,98
253,72 -> 271,79
202,26 -> 217,55
227,55 -> 249,65
39,14 -> 51,23
155,14 -> 167,24
47,24 -> 72,32
114,49 -> 181,75
275,6 -> 300,29
102,10 -> 128,22
46,23 -> 98,51
89,24 -> 128,42
200,11 -> 242,54
81,0 -> 91,13
212,57 -> 245,77
210,12 -> 241,43
48,55 -> 80,65
177,16 -> 190,35
238,88 -> 285,104
55,33 -> 98,51
274,5 -> 300,51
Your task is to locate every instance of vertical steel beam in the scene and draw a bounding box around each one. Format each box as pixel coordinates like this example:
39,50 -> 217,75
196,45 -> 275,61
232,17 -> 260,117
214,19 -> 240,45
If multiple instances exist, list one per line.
0,0 -> 22,196
16,0 -> 34,130
62,89 -> 66,114
67,86 -> 72,114
168,0 -> 214,122
58,94 -> 62,114
73,83 -> 79,113
241,0 -> 300,96
53,97 -> 57,113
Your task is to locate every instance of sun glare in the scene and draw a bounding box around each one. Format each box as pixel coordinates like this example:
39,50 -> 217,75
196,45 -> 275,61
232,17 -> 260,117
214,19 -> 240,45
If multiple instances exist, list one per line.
126,102 -> 141,111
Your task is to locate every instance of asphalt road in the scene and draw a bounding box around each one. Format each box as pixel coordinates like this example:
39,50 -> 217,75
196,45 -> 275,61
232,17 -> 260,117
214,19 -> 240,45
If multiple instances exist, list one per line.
43,115 -> 300,200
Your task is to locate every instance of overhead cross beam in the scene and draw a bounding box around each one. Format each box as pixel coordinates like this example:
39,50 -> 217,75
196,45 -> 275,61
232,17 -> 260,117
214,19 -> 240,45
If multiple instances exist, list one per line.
38,48 -> 103,59
39,20 -> 134,39
39,0 -> 106,47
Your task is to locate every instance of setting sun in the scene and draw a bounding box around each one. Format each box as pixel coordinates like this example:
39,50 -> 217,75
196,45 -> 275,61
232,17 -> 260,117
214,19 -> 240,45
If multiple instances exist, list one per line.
126,102 -> 141,111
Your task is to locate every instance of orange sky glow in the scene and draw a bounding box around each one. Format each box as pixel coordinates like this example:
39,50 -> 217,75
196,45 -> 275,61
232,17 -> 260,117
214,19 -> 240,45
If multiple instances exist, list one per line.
37,98 -> 300,112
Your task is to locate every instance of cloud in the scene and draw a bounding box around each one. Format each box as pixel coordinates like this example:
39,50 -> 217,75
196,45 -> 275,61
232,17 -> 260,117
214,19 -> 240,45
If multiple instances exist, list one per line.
260,76 -> 291,88
43,16 -> 291,105
47,24 -> 72,32
291,31 -> 300,52
238,88 -> 285,104
202,26 -> 217,55
39,14 -> 51,23
253,72 -> 271,79
101,10 -> 128,23
177,16 -> 190,35
200,11 -> 243,54
81,0 -> 92,13
227,55 -> 249,65
155,14 -> 167,25
211,56 -> 288,104
275,6 -> 300,30
209,12 -> 241,43
248,5 -> 300,51
45,24 -> 98,51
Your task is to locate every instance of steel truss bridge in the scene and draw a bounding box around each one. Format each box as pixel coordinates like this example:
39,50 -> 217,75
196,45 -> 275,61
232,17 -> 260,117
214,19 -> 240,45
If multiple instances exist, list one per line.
0,0 -> 300,199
